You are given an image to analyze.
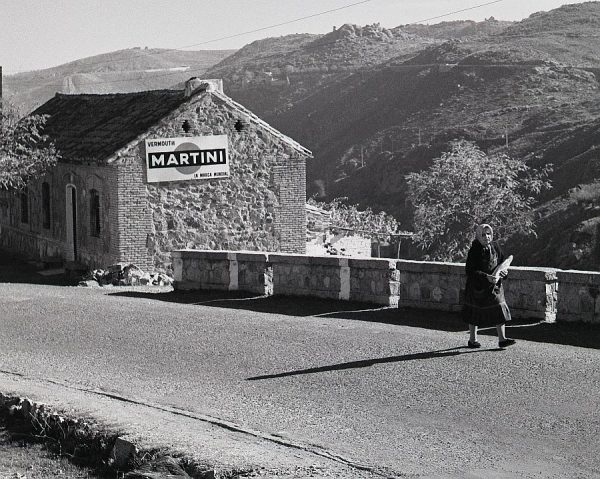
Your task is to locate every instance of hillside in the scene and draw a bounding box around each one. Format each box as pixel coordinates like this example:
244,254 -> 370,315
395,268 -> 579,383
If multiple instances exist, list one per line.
493,1 -> 600,67
3,48 -> 234,113
398,18 -> 512,39
215,2 -> 600,269
204,23 -> 457,117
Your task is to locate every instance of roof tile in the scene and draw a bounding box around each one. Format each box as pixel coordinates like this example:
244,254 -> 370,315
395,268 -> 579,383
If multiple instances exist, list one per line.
33,90 -> 186,162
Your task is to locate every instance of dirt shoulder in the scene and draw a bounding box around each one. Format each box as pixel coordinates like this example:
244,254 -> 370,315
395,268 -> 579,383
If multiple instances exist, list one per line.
0,373 -> 380,479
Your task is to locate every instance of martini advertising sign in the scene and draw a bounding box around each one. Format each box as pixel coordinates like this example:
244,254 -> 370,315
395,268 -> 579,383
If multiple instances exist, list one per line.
145,135 -> 229,182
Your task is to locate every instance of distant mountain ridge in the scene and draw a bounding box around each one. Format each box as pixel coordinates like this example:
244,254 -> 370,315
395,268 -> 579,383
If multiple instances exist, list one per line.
3,47 -> 235,112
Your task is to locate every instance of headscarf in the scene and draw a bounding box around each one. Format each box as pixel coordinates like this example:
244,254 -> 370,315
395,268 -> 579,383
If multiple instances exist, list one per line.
475,223 -> 493,246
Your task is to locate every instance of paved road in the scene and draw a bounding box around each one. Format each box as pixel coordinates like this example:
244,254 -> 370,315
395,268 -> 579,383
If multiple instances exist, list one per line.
1,281 -> 599,478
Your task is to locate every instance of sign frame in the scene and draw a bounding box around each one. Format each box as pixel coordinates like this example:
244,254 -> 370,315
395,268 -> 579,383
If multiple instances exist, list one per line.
145,135 -> 230,183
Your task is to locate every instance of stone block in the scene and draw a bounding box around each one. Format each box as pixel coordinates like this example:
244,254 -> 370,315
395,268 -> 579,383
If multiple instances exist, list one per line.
110,437 -> 138,469
348,258 -> 397,270
510,267 -> 558,282
308,255 -> 343,267
558,270 -> 600,285
236,252 -> 269,262
174,249 -> 231,260
396,260 -> 429,273
269,253 -> 310,265
172,257 -> 183,281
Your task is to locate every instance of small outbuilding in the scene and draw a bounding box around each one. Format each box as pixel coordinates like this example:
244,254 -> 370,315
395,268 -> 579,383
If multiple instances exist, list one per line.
0,78 -> 312,272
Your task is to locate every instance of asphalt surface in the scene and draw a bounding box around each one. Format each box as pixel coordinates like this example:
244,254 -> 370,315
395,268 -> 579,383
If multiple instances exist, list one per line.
0,258 -> 599,478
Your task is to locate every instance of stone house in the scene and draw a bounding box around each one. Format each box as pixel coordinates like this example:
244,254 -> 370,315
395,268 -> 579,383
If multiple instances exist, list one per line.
0,78 -> 311,272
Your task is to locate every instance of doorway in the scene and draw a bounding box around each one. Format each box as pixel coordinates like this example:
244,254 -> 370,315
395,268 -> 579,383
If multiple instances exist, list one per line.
65,185 -> 77,261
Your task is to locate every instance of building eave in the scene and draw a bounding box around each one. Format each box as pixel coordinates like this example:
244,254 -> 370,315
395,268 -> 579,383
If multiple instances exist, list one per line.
209,90 -> 313,159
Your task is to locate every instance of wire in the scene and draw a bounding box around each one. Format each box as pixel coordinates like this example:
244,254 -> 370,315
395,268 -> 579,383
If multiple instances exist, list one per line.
176,0 -> 373,49
14,0 -> 600,91
410,0 -> 505,24
8,0 -> 515,88
13,0 -> 374,74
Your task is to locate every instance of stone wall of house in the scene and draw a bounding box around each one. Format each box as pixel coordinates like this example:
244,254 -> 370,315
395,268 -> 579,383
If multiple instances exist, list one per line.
137,93 -> 306,272
115,158 -> 154,271
0,163 -> 120,269
1,88 -> 308,274
172,250 -> 600,323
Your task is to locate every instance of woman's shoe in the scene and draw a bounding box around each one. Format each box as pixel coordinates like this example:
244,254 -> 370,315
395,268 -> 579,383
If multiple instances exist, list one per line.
467,340 -> 481,348
499,339 -> 516,348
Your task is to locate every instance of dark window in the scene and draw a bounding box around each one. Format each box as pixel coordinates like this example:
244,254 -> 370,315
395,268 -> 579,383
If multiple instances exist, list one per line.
89,189 -> 101,237
234,119 -> 245,132
42,182 -> 51,229
20,188 -> 29,224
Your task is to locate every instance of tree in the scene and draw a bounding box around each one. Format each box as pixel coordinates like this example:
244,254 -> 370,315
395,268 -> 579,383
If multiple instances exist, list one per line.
405,140 -> 552,261
0,100 -> 59,190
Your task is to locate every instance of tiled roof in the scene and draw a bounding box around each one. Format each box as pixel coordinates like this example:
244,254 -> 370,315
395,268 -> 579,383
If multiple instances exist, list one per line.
33,86 -> 312,163
33,90 -> 187,162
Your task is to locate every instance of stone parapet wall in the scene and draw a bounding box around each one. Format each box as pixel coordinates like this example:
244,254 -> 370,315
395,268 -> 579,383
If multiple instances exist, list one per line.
172,250 -> 233,291
270,254 -> 346,300
172,250 -> 600,323
396,261 -> 558,321
503,267 -> 558,321
396,260 -> 464,312
237,252 -> 272,295
556,270 -> 600,323
348,258 -> 400,305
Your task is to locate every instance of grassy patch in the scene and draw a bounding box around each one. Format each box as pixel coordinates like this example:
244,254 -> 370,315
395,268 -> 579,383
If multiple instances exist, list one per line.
0,419 -> 97,478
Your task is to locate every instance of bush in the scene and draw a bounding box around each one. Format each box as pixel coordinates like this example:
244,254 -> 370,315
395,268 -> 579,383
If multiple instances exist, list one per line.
406,140 -> 552,261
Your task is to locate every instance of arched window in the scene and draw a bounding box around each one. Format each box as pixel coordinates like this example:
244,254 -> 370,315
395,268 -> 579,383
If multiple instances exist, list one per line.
42,182 -> 51,229
89,189 -> 101,237
20,187 -> 29,224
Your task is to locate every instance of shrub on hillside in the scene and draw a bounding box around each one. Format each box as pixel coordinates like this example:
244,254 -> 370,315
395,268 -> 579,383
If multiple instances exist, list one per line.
569,182 -> 600,204
406,140 -> 552,261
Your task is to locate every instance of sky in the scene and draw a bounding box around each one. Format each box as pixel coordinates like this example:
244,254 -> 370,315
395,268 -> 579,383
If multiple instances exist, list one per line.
0,0 -> 594,74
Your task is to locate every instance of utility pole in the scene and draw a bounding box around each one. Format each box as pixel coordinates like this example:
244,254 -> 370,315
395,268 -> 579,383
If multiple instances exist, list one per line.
418,128 -> 422,146
361,146 -> 364,167
505,127 -> 509,148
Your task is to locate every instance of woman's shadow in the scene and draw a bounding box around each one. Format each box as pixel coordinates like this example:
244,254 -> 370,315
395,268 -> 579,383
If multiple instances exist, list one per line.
247,346 -> 502,381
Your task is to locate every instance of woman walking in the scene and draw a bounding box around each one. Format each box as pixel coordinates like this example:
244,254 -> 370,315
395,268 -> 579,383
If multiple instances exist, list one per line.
462,224 -> 516,349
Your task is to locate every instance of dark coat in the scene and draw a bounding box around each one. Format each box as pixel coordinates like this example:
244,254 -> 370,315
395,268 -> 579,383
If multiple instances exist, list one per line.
462,240 -> 511,326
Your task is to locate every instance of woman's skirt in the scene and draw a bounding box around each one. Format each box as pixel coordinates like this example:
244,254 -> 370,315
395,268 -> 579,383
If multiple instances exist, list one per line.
462,282 -> 511,327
